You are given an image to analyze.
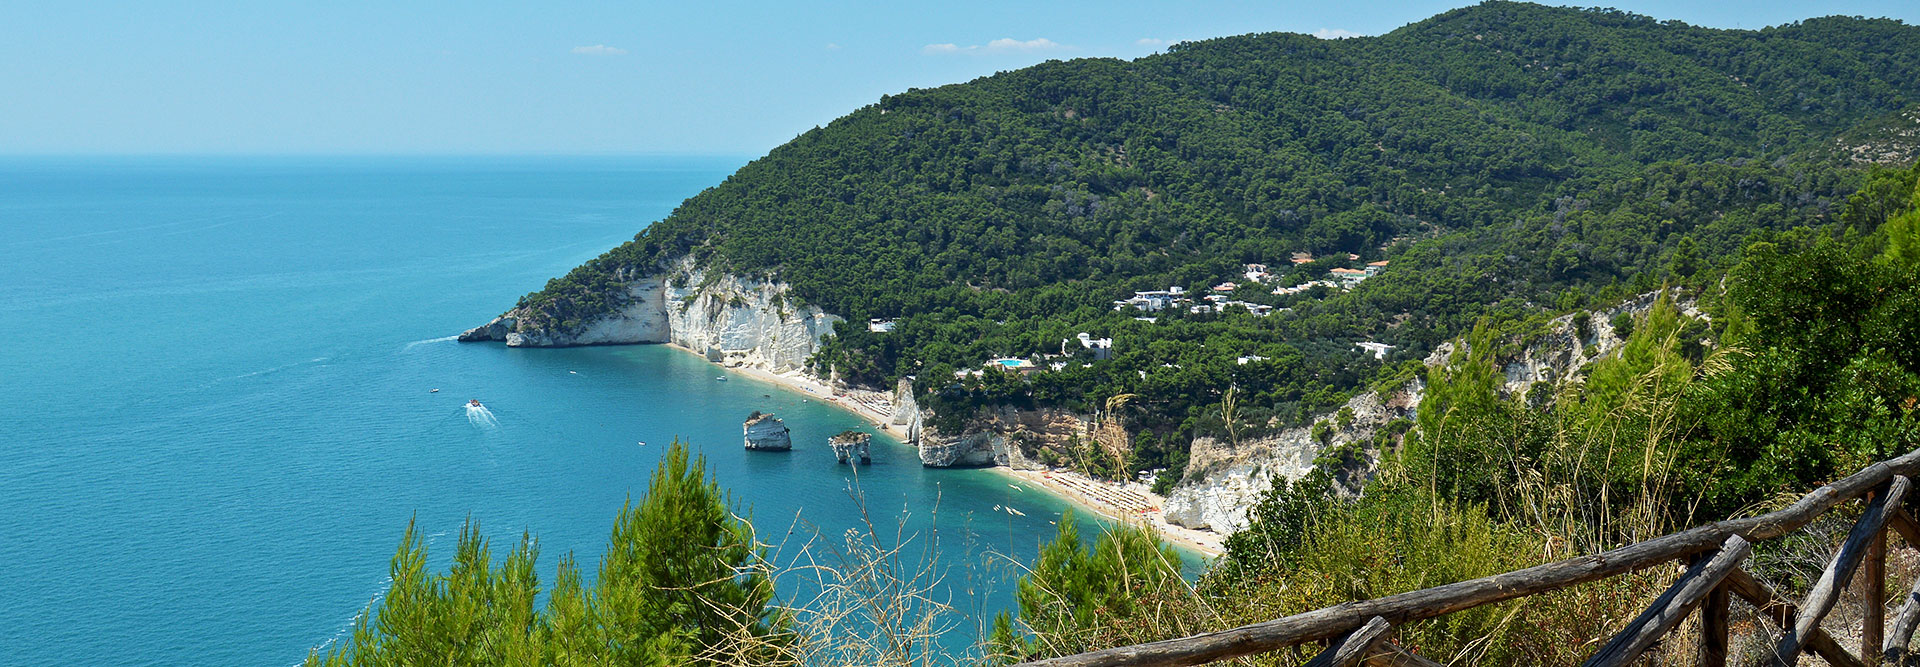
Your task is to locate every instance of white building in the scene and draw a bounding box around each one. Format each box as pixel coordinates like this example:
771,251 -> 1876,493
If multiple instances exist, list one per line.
1112,286 -> 1190,312
1244,263 -> 1271,283
1073,332 -> 1114,360
1357,342 -> 1395,359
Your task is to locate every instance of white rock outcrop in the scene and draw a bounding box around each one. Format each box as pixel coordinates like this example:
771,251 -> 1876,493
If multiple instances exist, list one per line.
919,430 -> 1006,467
1162,389 -> 1416,534
743,413 -> 792,451
461,258 -> 841,377
1162,289 -> 1697,537
829,432 -> 872,464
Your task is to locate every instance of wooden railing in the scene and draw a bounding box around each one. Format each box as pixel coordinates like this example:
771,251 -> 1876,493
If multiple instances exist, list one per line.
1019,449 -> 1920,667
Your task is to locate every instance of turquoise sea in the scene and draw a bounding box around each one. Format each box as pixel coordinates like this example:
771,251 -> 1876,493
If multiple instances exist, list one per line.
0,157 -> 1148,665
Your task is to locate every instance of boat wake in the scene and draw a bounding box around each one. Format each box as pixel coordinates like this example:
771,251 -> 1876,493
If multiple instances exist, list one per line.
403,335 -> 459,350
465,403 -> 500,429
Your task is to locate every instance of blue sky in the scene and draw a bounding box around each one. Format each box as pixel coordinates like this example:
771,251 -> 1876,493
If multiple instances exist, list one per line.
3,1 -> 1915,155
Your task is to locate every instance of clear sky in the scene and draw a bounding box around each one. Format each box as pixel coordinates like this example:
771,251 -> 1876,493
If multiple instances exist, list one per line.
3,1 -> 1914,156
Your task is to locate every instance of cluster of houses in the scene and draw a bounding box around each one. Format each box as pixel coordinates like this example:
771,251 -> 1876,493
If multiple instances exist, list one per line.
955,331 -> 1114,378
1113,256 -> 1391,315
1260,256 -> 1391,295
942,253 -> 1400,382
1109,284 -> 1277,316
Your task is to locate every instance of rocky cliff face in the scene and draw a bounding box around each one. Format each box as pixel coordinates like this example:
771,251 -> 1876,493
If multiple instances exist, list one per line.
1160,290 -> 1691,536
917,429 -> 1005,467
1163,387 -> 1420,534
1486,291 -> 1672,396
905,402 -> 1099,468
461,257 -> 841,376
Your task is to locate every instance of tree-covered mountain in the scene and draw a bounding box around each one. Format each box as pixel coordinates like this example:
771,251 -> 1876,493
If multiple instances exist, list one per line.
495,2 -> 1920,474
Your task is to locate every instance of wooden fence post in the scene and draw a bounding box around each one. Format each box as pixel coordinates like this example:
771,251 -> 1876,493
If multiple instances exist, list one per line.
1700,580 -> 1730,667
1867,488 -> 1888,666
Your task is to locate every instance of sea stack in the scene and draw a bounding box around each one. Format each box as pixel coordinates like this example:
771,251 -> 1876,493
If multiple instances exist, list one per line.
828,430 -> 871,464
743,412 -> 792,451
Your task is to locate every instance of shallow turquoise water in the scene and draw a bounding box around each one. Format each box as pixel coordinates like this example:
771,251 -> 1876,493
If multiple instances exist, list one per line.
0,157 -> 1145,665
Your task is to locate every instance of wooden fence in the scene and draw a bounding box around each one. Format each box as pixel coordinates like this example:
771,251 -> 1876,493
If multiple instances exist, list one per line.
1019,449 -> 1920,667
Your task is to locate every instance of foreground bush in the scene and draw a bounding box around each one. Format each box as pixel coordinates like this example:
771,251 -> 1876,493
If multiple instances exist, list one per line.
306,440 -> 786,667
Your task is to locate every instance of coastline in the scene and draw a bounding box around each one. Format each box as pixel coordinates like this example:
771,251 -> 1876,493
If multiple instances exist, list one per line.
663,342 -> 1226,558
994,467 -> 1224,557
662,342 -> 912,438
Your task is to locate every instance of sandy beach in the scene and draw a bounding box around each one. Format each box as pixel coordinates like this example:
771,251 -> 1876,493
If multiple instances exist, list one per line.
996,467 -> 1224,557
665,343 -> 910,435
671,343 -> 1225,558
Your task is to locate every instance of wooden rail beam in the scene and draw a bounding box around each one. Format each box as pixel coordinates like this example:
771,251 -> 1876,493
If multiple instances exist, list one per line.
1885,572 -> 1920,665
1774,475 -> 1911,666
1365,642 -> 1444,667
1890,508 -> 1920,548
1304,616 -> 1390,667
1583,535 -> 1750,667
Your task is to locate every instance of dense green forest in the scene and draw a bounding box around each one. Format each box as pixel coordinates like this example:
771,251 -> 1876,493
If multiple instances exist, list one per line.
489,2 -> 1920,479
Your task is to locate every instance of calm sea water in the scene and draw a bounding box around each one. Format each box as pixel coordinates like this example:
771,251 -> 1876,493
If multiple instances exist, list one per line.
0,157 -> 1148,665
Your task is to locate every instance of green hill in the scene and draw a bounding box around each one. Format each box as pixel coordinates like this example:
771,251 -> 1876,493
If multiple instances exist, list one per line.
488,1 -> 1920,473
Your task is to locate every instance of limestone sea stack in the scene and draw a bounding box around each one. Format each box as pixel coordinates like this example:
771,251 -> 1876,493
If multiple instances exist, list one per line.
743,412 -> 792,451
828,431 -> 871,464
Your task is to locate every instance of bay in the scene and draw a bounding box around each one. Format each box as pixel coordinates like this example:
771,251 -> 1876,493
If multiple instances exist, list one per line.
0,156 -> 1136,665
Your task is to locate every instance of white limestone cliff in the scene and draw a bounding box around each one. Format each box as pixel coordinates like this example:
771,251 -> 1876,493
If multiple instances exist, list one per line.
1159,290 -> 1696,537
461,258 -> 841,377
1162,387 -> 1419,534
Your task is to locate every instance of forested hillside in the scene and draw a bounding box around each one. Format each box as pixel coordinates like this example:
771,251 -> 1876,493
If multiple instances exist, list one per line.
316,164 -> 1920,665
499,2 -> 1920,475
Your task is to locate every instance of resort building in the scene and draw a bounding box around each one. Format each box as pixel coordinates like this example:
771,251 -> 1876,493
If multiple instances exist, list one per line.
1356,342 -> 1395,359
1226,301 -> 1274,316
1111,286 -> 1189,312
867,318 -> 896,333
1244,263 -> 1271,283
1073,332 -> 1114,360
1330,267 -> 1368,287
1365,260 -> 1389,277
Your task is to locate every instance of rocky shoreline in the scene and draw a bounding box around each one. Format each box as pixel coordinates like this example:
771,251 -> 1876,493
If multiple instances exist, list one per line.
459,261 -> 1235,555
464,260 -> 1675,560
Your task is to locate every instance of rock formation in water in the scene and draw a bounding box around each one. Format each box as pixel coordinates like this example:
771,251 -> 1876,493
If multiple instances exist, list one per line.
743,412 -> 792,451
828,431 -> 871,464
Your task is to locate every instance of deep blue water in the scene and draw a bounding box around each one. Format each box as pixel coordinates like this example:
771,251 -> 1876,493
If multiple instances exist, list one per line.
0,157 -> 1142,665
